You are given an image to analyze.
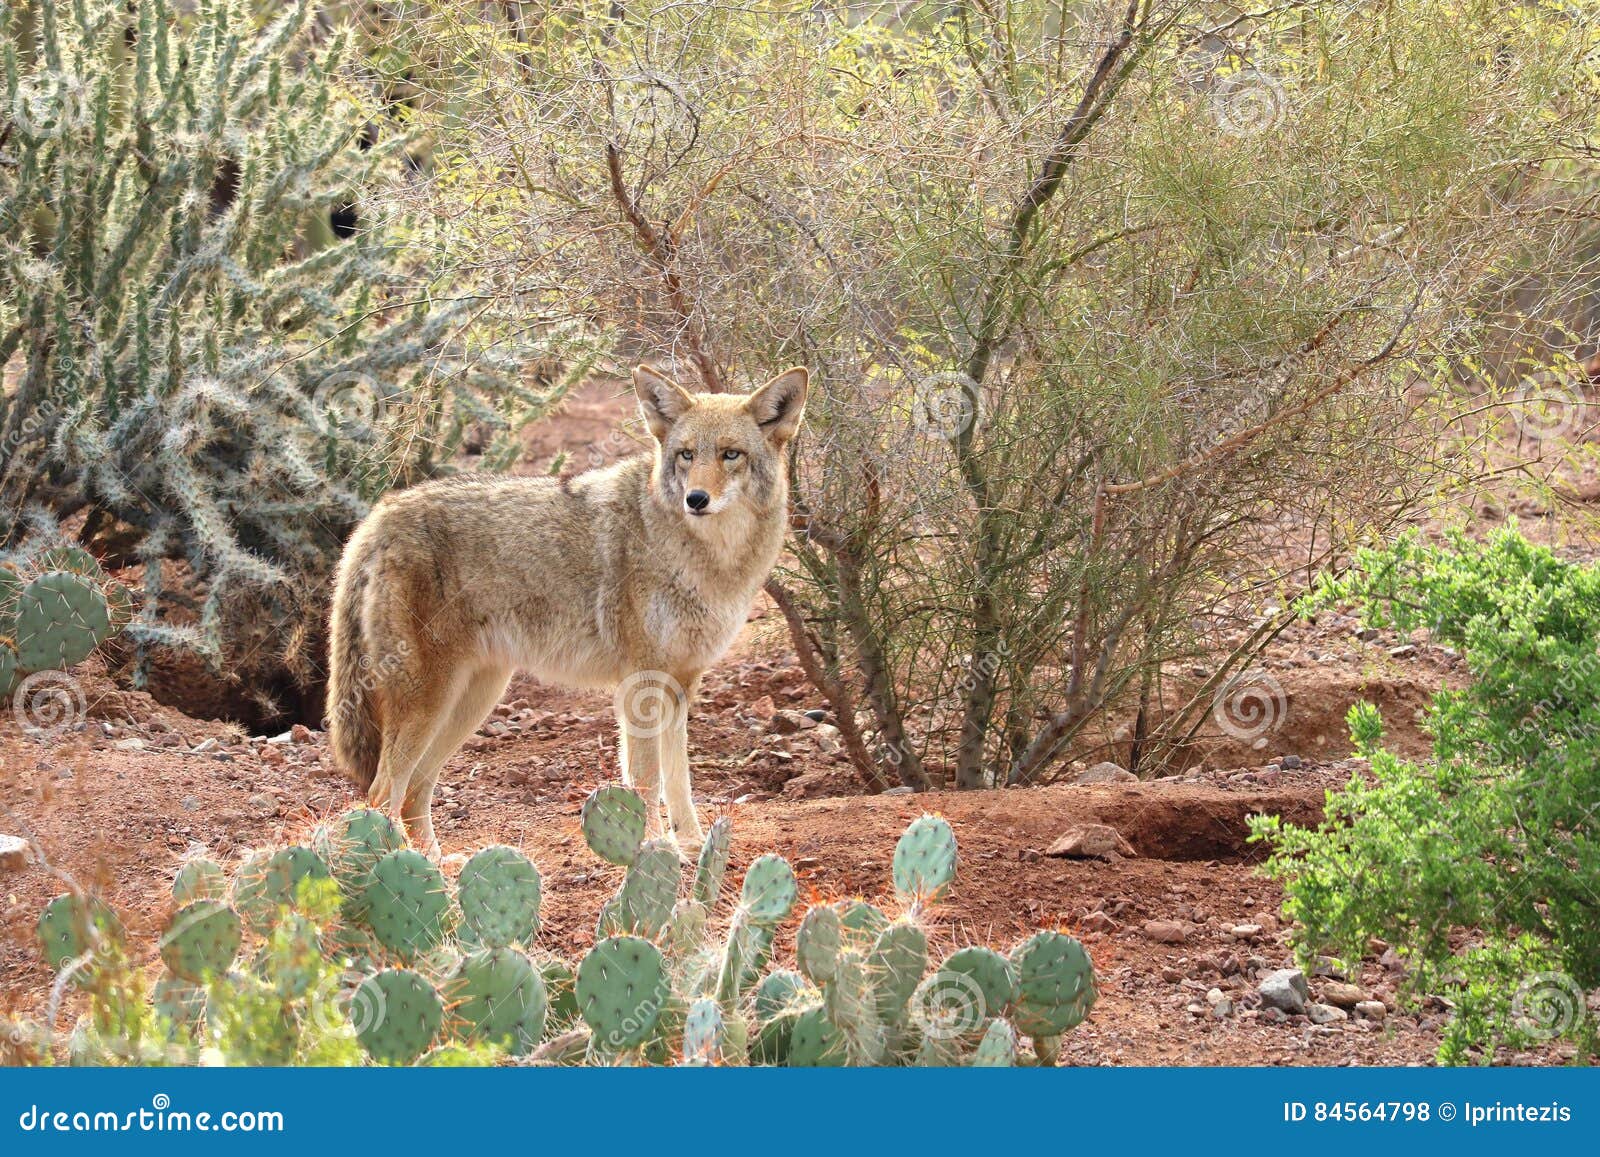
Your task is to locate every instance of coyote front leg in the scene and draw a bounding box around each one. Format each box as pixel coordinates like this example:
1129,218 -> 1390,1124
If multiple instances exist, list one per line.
616,670 -> 700,847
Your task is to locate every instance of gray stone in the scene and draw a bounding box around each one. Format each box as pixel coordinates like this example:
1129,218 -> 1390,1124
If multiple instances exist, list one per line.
1307,1002 -> 1348,1025
1355,1001 -> 1387,1021
0,834 -> 33,872
1280,754 -> 1303,770
1258,968 -> 1309,1014
1076,761 -> 1137,785
1046,823 -> 1137,861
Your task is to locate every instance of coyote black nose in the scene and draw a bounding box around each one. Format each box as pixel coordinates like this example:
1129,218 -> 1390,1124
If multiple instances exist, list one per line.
685,489 -> 711,512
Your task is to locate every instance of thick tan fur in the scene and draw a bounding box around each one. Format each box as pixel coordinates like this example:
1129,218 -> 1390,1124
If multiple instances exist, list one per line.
326,365 -> 808,857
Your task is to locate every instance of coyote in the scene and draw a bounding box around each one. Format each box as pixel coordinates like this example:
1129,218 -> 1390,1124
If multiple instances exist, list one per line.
326,364 -> 808,858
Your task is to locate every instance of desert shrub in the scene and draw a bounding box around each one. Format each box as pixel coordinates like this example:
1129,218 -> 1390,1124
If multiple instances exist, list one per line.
1254,528 -> 1600,1063
0,0 -> 573,717
399,0 -> 1600,788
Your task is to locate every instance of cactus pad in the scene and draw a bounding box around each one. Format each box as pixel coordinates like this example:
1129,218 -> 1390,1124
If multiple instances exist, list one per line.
681,997 -> 725,1065
892,814 -> 958,906
457,845 -> 542,948
971,1017 -> 1019,1066
537,956 -> 580,1029
362,849 -> 452,960
576,935 -> 669,1051
159,899 -> 242,983
785,1004 -> 846,1066
172,858 -> 227,904
738,853 -> 797,924
1009,930 -> 1097,1037
616,839 -> 681,938
937,945 -> 1019,1023
796,903 -> 843,983
355,968 -> 443,1064
447,946 -> 548,1054
580,784 -> 648,866
838,899 -> 889,950
233,845 -> 331,931
866,921 -> 928,1022
692,816 -> 732,904
36,893 -> 119,981
13,571 -> 112,671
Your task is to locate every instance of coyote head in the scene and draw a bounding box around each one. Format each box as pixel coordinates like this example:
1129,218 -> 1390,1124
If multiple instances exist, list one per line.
632,364 -> 808,522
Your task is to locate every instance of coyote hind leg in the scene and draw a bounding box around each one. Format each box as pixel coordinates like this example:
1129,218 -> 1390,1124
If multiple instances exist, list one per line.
399,665 -> 513,858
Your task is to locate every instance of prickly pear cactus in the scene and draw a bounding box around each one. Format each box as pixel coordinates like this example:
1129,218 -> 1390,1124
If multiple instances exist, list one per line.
355,969 -> 444,1064
576,935 -> 669,1052
1010,930 -> 1097,1047
580,785 -> 648,866
173,858 -> 227,905
692,817 -> 732,905
316,808 -> 405,922
159,900 -> 243,983
361,850 -> 452,960
12,571 -> 112,671
796,904 -> 843,983
446,947 -> 548,1054
971,1018 -> 1018,1066
36,893 -> 120,982
935,946 -> 1018,1028
891,814 -> 958,907
457,846 -> 542,948
681,996 -> 725,1065
233,846 -> 332,932
738,853 -> 798,924
613,840 -> 681,938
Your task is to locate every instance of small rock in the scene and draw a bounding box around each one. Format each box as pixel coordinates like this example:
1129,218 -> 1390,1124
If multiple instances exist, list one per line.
882,785 -> 915,796
768,710 -> 813,735
114,737 -> 145,752
192,738 -> 221,754
181,796 -> 201,812
1258,968 -> 1309,1014
1142,919 -> 1189,945
748,695 -> 777,720
1080,911 -> 1120,934
1280,754 -> 1303,770
1228,923 -> 1263,942
1075,761 -> 1137,785
266,730 -> 294,744
1322,981 -> 1367,1009
1307,1003 -> 1348,1025
1018,847 -> 1044,863
247,792 -> 280,818
1355,1001 -> 1387,1022
259,744 -> 285,766
0,834 -> 34,872
1046,823 -> 1136,861
802,708 -> 828,723
291,724 -> 316,744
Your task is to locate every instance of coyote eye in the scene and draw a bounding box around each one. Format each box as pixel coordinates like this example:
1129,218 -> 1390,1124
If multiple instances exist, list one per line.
678,449 -> 694,462
722,449 -> 742,462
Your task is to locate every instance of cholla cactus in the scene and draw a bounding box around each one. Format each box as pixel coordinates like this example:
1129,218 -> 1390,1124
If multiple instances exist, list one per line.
0,0 -> 576,707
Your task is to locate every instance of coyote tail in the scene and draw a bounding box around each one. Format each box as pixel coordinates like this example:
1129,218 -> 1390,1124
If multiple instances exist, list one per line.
326,532 -> 381,791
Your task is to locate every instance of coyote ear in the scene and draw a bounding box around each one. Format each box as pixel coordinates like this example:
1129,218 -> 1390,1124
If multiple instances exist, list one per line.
746,367 -> 809,446
633,364 -> 695,441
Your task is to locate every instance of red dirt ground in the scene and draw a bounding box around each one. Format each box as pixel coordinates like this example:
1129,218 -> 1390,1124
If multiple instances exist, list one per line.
0,379 -> 1579,1066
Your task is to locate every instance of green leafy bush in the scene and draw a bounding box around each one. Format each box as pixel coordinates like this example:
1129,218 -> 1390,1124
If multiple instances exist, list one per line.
1254,528 -> 1600,1063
